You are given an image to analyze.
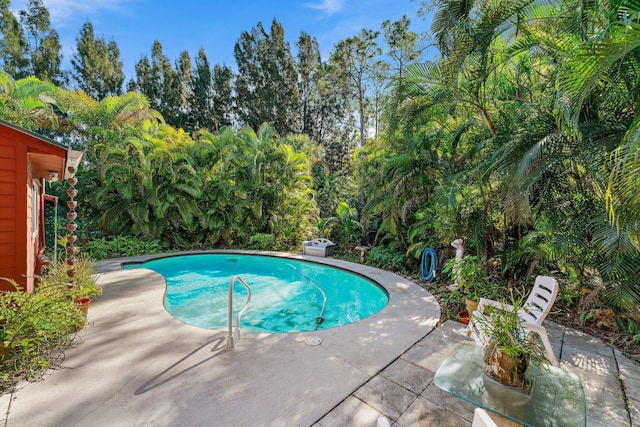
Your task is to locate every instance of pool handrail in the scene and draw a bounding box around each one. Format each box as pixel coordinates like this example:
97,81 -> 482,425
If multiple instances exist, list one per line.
287,263 -> 327,330
226,275 -> 252,351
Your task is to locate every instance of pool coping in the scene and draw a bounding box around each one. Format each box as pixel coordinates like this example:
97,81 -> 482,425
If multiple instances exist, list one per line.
2,250 -> 441,426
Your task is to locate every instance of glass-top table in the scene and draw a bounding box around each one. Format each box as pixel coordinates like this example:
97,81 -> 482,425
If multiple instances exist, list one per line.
433,343 -> 586,426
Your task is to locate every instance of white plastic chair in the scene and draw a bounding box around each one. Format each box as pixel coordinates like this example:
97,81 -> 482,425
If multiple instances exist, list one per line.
468,275 -> 559,367
471,408 -> 522,426
472,408 -> 498,427
302,238 -> 336,257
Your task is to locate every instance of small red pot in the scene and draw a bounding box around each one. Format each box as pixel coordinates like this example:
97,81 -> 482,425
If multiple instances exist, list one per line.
457,310 -> 470,325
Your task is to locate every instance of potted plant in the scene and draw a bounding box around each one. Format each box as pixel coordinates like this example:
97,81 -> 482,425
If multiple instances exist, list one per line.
472,294 -> 546,391
443,255 -> 484,315
39,256 -> 101,329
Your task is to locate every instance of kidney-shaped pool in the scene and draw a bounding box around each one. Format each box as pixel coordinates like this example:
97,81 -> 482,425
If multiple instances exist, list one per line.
124,253 -> 389,333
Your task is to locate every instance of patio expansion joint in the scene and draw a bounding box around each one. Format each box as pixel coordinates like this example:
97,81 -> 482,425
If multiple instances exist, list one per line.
2,389 -> 15,427
310,325 -> 440,425
612,348 -> 635,427
556,323 -> 568,362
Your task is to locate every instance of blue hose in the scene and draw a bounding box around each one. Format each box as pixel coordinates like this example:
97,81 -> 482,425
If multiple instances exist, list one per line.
421,247 -> 438,282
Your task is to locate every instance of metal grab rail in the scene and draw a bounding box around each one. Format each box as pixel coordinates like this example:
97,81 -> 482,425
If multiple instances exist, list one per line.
226,275 -> 252,351
287,263 -> 327,330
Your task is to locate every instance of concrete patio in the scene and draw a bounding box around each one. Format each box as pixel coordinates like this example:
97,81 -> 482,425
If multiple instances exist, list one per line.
319,320 -> 640,426
0,252 -> 638,426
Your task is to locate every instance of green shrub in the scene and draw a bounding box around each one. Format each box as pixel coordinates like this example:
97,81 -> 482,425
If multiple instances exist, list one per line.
0,256 -> 101,393
579,310 -> 594,325
41,256 -> 102,300
366,245 -> 410,272
81,236 -> 163,259
0,279 -> 85,394
248,233 -> 277,251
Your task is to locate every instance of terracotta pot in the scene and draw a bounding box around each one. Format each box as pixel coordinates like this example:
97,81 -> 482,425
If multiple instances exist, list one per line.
465,299 -> 479,316
74,297 -> 91,330
458,310 -> 470,325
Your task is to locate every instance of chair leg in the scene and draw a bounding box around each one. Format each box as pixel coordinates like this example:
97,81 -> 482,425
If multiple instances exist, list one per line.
532,330 -> 559,367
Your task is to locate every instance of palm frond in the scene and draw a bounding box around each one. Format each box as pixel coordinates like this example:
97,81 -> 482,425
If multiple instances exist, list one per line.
557,21 -> 640,130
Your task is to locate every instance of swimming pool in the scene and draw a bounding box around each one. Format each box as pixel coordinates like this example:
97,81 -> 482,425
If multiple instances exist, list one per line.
125,253 -> 389,333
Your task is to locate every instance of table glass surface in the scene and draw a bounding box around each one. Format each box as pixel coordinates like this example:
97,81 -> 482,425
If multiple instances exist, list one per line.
433,343 -> 586,427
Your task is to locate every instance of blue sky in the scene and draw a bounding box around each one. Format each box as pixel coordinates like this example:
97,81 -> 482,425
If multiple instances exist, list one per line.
11,0 -> 431,81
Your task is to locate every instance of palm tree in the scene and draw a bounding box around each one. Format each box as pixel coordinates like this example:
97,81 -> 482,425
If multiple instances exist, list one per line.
486,0 -> 640,305
0,70 -> 58,129
191,124 -> 317,248
56,90 -> 162,154
91,122 -> 202,241
552,0 -> 640,250
232,123 -> 317,246
192,127 -> 245,246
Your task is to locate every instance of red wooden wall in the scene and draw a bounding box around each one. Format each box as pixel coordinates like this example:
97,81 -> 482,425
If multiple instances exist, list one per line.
0,122 -> 67,291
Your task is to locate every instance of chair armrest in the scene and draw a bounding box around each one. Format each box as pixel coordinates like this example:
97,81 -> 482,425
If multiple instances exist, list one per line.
471,309 -> 486,322
521,321 -> 546,334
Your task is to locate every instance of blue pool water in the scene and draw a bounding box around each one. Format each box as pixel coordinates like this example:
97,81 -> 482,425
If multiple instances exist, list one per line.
125,254 -> 388,333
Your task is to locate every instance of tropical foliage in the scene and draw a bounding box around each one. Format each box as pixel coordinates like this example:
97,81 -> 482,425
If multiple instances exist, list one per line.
78,119 -> 318,250
0,258 -> 98,394
0,0 -> 639,349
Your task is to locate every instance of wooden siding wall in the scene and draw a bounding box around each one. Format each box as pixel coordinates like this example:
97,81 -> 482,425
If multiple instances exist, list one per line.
0,122 -> 69,291
0,137 -> 19,290
25,168 -> 36,292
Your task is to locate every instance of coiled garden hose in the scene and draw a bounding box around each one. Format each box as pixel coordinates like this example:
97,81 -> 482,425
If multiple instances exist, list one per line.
421,247 -> 438,282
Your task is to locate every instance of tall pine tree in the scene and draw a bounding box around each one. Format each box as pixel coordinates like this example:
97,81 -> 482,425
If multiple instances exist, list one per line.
187,48 -> 214,133
175,50 -> 193,130
187,50 -> 234,132
234,19 -> 300,135
131,41 -> 180,127
330,28 -> 381,147
0,0 -> 28,77
211,63 -> 234,130
71,22 -> 124,100
18,0 -> 63,84
381,16 -> 421,136
296,32 -> 353,171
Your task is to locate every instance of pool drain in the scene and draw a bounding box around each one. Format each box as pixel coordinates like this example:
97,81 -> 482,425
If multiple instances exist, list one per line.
304,336 -> 322,346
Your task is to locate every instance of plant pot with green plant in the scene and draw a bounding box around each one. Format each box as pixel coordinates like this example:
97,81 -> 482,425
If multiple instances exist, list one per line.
443,255 -> 485,316
40,256 -> 101,330
471,294 -> 547,392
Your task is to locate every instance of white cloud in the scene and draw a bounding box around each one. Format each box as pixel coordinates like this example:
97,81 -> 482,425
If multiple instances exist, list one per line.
12,0 -> 138,27
305,0 -> 345,15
